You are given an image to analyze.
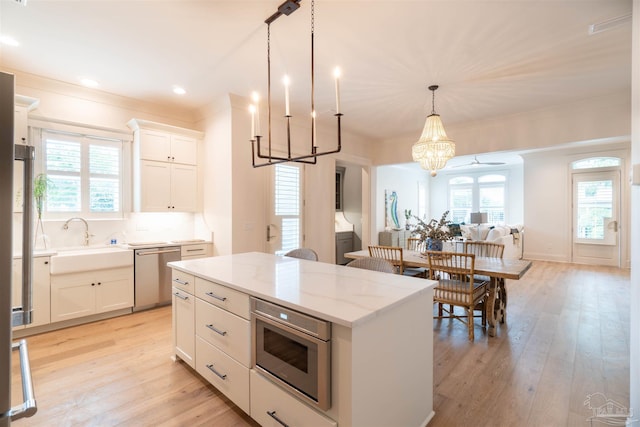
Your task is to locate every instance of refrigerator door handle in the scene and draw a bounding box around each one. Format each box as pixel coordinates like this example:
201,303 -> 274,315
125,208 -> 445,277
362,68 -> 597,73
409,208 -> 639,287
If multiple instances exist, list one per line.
12,144 -> 35,327
6,340 -> 37,420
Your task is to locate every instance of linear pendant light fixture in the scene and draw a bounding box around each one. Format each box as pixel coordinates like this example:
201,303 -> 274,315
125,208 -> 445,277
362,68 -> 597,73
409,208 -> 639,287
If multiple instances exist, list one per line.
249,0 -> 343,168
412,85 -> 456,177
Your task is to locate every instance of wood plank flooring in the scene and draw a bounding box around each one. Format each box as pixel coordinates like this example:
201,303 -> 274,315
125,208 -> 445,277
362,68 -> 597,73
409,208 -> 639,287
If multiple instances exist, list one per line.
11,261 -> 629,426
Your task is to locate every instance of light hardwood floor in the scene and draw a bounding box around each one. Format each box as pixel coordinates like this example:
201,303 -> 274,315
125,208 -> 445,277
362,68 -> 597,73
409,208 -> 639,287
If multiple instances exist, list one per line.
11,261 -> 629,426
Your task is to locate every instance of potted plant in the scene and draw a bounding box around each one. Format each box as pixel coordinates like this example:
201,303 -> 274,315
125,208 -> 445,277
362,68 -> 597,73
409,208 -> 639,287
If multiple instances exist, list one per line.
33,173 -> 52,248
412,210 -> 453,251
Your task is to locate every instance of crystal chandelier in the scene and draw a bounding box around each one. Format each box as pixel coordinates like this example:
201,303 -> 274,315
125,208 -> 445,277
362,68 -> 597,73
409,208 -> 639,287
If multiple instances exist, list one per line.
249,0 -> 343,168
412,85 -> 455,177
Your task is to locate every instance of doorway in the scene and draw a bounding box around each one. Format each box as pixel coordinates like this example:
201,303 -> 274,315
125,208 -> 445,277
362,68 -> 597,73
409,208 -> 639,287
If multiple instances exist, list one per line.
572,170 -> 621,266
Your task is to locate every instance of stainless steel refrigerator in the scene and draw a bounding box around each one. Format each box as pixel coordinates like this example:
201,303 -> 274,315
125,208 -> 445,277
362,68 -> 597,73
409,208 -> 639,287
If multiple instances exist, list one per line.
1,71 -> 38,426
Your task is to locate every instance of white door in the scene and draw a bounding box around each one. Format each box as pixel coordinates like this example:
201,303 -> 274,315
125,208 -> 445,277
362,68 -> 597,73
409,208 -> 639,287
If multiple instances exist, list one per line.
572,170 -> 620,266
267,163 -> 303,255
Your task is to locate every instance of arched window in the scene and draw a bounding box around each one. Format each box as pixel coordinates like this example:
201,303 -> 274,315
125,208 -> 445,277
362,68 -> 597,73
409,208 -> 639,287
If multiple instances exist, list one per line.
448,174 -> 506,224
572,157 -> 620,170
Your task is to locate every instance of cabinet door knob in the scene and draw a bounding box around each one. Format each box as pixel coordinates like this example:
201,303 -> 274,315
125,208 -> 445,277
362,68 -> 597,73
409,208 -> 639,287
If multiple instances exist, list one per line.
91,283 -> 95,286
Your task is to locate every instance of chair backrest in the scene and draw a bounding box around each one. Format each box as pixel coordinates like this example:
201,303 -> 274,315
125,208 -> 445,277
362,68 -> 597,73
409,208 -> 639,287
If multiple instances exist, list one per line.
406,237 -> 425,252
463,241 -> 504,258
284,248 -> 319,261
346,257 -> 396,274
368,245 -> 404,274
425,251 -> 477,295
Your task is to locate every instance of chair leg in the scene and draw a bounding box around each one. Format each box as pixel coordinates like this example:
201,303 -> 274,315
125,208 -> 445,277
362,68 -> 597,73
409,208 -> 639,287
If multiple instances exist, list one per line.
438,303 -> 443,317
467,307 -> 474,341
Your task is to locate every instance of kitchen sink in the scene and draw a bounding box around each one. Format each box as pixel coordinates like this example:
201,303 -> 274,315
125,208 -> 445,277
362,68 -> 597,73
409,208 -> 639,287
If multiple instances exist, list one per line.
50,246 -> 133,275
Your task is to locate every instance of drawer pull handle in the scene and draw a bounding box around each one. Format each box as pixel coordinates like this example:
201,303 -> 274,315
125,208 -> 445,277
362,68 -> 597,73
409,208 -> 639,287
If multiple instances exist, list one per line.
173,278 -> 189,286
186,249 -> 203,252
173,292 -> 188,301
205,324 -> 227,336
267,411 -> 289,427
206,364 -> 227,380
205,292 -> 227,302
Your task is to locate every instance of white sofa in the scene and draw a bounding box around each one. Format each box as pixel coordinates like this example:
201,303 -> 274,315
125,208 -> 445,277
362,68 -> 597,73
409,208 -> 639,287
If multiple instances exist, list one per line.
457,224 -> 524,259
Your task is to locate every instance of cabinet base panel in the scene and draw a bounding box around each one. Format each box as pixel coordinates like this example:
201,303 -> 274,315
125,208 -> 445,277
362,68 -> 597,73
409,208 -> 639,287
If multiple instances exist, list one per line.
13,308 -> 132,338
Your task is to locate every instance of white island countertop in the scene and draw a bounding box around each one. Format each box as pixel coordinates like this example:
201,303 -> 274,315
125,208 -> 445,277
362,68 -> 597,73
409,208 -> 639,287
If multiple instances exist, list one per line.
168,251 -> 436,328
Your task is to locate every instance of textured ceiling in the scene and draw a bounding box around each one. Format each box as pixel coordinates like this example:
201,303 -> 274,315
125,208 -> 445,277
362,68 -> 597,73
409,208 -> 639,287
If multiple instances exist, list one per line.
0,0 -> 633,143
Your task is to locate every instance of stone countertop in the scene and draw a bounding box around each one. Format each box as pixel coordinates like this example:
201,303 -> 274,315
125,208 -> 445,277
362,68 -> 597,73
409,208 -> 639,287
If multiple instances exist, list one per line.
168,251 -> 436,328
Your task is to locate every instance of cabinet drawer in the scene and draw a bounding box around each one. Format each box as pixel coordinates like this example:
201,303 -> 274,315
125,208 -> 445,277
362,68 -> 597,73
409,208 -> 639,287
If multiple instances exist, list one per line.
250,370 -> 337,427
196,336 -> 250,414
181,243 -> 210,259
195,278 -> 250,320
172,270 -> 194,295
195,298 -> 250,367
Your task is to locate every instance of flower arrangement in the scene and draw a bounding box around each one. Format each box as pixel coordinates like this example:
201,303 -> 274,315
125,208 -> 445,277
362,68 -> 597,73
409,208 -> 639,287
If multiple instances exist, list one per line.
412,210 -> 453,243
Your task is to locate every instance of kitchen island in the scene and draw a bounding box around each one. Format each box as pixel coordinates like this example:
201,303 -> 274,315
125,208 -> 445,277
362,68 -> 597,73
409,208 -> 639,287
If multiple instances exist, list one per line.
169,252 -> 436,427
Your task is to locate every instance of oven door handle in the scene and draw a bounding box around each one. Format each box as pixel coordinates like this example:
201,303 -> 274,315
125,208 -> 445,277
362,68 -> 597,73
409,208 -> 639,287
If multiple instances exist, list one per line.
252,312 -> 326,344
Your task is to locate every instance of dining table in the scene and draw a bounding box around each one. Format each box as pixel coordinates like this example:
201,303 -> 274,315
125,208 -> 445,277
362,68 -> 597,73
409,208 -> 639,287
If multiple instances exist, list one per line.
344,249 -> 533,337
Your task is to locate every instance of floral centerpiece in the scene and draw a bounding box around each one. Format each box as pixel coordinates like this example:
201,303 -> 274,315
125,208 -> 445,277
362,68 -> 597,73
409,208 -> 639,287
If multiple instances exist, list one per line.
412,210 -> 453,251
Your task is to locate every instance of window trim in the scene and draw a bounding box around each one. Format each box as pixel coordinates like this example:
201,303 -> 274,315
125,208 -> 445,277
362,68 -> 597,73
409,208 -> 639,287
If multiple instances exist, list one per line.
31,122 -> 132,220
448,171 -> 508,224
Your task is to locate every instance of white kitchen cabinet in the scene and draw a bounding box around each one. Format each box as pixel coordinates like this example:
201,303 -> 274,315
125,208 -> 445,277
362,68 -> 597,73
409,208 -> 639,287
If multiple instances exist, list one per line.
14,95 -> 39,146
128,119 -> 203,213
172,285 -> 195,368
138,129 -> 197,165
250,371 -> 337,427
138,160 -> 197,212
180,243 -> 212,260
12,256 -> 51,330
50,266 -> 133,323
172,270 -> 196,368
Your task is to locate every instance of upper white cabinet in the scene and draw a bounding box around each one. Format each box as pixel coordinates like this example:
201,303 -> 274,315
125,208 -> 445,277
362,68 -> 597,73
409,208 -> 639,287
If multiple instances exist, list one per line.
127,119 -> 204,212
138,129 -> 198,165
14,94 -> 39,145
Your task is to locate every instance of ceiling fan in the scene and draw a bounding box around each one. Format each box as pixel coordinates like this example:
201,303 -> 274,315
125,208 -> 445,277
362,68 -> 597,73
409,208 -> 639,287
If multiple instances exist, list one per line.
451,155 -> 506,168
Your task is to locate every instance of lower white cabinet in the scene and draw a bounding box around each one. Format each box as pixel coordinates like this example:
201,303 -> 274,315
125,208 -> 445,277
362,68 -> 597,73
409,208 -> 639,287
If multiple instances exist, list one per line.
180,243 -> 212,260
172,286 -> 195,368
250,370 -> 337,427
196,336 -> 250,414
12,256 -> 51,330
50,267 -> 133,323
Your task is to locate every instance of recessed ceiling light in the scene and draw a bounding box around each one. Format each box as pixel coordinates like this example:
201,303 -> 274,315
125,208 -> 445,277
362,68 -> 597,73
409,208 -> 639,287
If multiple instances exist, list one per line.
173,86 -> 186,95
80,78 -> 99,88
0,35 -> 20,47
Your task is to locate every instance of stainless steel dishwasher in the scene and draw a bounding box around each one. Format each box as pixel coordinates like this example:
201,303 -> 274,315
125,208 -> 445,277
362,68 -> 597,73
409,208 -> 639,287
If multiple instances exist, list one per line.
133,246 -> 181,312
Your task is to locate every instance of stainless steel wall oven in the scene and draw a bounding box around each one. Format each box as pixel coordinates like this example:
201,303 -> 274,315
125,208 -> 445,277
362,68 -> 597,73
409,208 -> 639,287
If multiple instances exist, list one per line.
250,297 -> 331,411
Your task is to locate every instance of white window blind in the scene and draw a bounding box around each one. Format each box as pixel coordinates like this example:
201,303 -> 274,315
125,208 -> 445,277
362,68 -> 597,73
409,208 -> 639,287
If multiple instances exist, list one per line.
274,164 -> 301,255
576,180 -> 612,240
448,173 -> 507,224
42,130 -> 122,218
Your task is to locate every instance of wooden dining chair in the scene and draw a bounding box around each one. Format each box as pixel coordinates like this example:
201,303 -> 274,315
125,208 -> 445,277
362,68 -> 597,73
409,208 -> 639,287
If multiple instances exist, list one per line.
284,248 -> 318,261
346,257 -> 396,274
405,238 -> 428,277
425,251 -> 488,341
463,241 -> 505,258
406,237 -> 426,252
367,245 -> 405,274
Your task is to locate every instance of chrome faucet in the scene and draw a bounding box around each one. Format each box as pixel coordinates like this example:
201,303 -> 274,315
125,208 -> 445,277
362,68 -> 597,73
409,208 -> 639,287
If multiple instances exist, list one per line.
62,217 -> 92,246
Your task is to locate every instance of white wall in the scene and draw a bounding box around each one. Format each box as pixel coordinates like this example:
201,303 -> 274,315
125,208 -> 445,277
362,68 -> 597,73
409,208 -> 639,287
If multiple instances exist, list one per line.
521,143 -> 630,264
375,164 -> 428,236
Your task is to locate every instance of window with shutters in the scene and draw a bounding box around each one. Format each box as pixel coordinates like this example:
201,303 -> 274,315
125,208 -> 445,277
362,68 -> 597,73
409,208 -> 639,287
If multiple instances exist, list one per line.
41,130 -> 123,218
274,164 -> 301,255
448,174 -> 506,224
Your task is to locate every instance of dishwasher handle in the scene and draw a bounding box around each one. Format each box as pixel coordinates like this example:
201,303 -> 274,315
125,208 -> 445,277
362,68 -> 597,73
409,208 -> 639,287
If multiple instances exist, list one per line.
136,248 -> 181,256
